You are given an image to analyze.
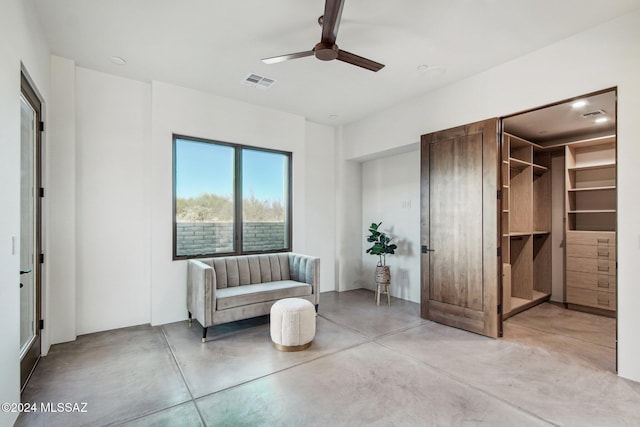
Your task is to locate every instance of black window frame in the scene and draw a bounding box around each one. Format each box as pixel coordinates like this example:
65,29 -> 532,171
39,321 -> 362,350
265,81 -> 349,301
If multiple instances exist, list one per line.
172,134 -> 293,260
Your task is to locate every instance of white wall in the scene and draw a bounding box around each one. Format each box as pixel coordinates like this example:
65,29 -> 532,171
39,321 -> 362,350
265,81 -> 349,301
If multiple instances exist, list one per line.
362,150 -> 421,302
150,81 -> 309,325
304,121 -> 337,292
335,127 -> 364,291
0,0 -> 50,424
47,55 -> 77,344
74,68 -> 152,334
45,71 -> 338,340
342,10 -> 640,382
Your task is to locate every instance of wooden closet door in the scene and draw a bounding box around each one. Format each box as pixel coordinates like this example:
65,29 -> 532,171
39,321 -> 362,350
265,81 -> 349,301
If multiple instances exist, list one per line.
420,119 -> 501,338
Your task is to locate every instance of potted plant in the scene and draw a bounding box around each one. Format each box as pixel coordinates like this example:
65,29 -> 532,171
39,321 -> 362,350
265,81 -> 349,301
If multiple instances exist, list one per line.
365,222 -> 397,284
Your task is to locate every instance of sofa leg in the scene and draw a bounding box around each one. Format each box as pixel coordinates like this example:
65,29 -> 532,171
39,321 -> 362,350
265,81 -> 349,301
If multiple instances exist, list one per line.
315,304 -> 319,313
188,311 -> 192,326
202,327 -> 208,343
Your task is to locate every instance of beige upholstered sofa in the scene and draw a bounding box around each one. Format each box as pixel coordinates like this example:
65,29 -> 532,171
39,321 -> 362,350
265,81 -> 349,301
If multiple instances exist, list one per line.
187,253 -> 319,342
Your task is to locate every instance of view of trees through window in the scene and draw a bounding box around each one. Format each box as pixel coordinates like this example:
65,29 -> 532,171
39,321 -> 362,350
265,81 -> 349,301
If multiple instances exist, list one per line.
174,136 -> 290,258
176,192 -> 286,223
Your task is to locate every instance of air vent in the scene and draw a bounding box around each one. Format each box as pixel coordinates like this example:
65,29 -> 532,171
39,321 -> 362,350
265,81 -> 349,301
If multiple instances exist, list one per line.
242,73 -> 276,89
581,109 -> 606,118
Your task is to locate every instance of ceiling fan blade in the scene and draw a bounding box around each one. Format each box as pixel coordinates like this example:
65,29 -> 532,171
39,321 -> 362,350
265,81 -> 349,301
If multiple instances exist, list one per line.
262,50 -> 314,64
337,49 -> 385,72
321,0 -> 345,45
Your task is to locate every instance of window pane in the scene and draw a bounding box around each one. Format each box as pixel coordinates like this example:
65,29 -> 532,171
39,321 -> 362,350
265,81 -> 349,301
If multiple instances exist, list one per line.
175,139 -> 235,256
242,149 -> 289,252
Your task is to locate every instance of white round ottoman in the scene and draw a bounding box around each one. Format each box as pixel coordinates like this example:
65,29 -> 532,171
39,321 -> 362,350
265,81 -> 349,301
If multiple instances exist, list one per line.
270,298 -> 316,351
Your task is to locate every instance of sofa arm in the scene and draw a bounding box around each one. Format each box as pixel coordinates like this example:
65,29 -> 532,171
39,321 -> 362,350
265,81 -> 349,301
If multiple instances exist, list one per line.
187,259 -> 216,327
288,253 -> 320,306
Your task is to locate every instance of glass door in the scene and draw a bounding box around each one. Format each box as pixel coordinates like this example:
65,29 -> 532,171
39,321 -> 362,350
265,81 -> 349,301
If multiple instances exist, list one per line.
20,73 -> 42,390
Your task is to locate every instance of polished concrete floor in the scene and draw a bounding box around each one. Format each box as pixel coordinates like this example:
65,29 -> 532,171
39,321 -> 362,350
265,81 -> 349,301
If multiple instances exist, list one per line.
17,290 -> 640,426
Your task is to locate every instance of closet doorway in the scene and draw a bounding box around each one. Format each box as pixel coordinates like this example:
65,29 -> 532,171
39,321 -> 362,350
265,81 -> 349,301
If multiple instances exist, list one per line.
501,88 -> 617,371
420,88 -> 617,371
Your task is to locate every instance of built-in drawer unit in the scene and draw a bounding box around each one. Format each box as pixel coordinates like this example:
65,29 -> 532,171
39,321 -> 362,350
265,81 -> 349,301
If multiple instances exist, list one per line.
566,231 -> 616,246
565,231 -> 616,312
566,287 -> 616,311
566,244 -> 615,260
565,258 -> 615,275
566,270 -> 616,292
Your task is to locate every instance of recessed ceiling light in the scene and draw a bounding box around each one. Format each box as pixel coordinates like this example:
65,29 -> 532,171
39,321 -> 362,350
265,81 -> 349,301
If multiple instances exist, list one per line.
572,100 -> 587,109
110,56 -> 127,66
417,64 -> 429,71
595,117 -> 608,124
328,114 -> 338,120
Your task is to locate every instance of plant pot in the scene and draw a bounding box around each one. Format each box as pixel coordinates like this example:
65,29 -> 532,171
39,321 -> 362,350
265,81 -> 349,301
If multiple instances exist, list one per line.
375,265 -> 391,284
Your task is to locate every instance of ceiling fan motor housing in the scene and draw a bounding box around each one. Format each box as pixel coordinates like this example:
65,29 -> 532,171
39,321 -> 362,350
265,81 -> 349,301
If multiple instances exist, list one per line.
314,42 -> 339,61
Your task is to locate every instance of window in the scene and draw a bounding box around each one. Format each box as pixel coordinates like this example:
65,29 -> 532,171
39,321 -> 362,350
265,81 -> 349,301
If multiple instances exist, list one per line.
173,135 -> 291,259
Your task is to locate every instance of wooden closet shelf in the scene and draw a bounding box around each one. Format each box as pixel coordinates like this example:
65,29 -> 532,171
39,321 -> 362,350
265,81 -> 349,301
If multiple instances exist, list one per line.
502,132 -> 552,319
568,186 -> 616,192
509,158 -> 531,170
505,291 -> 551,319
568,163 -> 616,172
564,137 -> 617,314
568,210 -> 616,214
507,231 -> 550,237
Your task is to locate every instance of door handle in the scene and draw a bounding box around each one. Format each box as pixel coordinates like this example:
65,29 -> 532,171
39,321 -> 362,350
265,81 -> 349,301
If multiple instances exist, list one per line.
421,245 -> 435,253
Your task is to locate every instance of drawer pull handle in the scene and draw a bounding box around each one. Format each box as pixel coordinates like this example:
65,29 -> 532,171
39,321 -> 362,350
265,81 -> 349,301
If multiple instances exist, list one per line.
597,251 -> 609,257
597,281 -> 609,288
597,266 -> 609,272
597,239 -> 610,243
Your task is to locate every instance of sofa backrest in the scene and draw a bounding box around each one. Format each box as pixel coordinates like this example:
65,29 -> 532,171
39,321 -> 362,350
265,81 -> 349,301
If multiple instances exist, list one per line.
287,253 -> 315,285
200,252 -> 315,289
199,253 -> 315,289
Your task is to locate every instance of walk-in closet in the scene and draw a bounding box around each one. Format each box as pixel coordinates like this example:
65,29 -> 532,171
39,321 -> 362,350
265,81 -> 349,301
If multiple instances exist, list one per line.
420,88 -> 618,369
500,88 -> 617,367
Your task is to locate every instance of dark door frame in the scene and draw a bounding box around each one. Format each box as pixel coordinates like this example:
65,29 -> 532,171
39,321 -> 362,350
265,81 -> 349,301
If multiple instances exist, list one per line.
20,70 -> 43,391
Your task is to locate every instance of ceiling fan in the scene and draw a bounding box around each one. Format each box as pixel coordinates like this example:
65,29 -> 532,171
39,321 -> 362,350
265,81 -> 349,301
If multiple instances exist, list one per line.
261,0 -> 385,72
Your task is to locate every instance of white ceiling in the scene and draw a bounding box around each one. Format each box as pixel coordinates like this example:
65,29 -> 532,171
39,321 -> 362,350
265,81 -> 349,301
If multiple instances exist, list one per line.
33,0 -> 640,125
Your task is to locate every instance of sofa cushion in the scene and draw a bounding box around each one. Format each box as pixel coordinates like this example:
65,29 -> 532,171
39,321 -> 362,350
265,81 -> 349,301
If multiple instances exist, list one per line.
216,280 -> 312,310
